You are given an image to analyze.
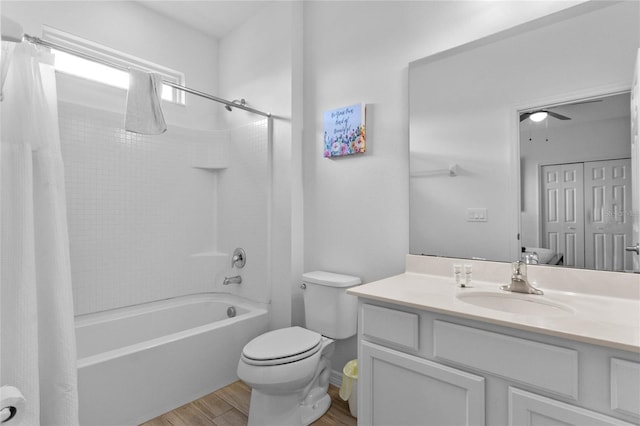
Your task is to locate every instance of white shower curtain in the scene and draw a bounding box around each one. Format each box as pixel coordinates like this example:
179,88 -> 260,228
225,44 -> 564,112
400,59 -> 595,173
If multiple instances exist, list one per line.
1,42 -> 79,425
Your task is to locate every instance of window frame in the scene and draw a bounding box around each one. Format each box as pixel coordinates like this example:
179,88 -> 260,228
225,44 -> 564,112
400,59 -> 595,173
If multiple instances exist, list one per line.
42,26 -> 186,105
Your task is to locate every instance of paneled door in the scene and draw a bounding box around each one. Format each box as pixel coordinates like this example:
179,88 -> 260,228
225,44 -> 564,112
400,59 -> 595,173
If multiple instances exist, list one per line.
584,159 -> 633,271
541,159 -> 633,271
541,163 -> 585,268
629,48 -> 640,272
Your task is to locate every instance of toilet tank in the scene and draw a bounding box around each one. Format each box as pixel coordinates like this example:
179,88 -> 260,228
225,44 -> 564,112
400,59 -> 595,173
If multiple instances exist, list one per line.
302,271 -> 361,339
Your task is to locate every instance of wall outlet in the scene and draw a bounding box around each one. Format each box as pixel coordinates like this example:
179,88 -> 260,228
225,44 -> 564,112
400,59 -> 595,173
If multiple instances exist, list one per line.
467,208 -> 488,222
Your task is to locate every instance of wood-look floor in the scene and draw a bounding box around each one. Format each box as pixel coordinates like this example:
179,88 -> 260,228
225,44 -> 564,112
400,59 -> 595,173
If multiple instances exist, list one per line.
141,381 -> 357,426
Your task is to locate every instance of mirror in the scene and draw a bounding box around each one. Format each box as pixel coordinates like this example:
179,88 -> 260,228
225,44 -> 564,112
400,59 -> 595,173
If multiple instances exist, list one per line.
409,2 -> 640,271
519,92 -> 632,270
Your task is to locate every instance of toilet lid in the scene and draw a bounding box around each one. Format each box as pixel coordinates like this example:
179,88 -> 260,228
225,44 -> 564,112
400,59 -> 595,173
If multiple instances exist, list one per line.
242,327 -> 322,365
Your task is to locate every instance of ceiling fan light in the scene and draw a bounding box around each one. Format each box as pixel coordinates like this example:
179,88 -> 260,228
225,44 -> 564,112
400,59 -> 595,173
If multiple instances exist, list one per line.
530,111 -> 548,122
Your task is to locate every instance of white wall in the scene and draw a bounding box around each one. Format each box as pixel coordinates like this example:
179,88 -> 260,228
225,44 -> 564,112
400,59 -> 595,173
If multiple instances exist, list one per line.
218,2 -> 302,328
301,0 -> 589,376
214,120 -> 272,304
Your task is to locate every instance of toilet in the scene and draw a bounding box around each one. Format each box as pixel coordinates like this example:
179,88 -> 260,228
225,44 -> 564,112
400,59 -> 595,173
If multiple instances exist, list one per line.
237,271 -> 361,426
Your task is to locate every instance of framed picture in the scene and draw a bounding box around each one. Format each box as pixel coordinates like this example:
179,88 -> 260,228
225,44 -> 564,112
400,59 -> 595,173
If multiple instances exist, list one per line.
323,103 -> 366,158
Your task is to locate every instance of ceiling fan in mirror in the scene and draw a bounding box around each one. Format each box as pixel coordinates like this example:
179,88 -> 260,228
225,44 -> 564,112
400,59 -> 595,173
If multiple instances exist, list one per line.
519,99 -> 602,122
520,109 -> 570,122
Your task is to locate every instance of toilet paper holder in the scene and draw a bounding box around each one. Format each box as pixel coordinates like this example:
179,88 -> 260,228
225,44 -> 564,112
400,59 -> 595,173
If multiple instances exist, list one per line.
0,386 -> 25,424
0,406 -> 16,423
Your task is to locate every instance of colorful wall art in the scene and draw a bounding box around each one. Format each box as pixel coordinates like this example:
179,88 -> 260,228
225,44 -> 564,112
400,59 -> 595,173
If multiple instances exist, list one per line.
323,103 -> 366,158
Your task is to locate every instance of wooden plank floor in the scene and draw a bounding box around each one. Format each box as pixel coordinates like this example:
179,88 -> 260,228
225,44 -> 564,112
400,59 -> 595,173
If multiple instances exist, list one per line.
141,381 -> 357,426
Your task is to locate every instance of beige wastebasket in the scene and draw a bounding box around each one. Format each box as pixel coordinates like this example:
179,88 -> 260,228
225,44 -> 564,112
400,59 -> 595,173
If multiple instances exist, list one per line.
339,359 -> 358,418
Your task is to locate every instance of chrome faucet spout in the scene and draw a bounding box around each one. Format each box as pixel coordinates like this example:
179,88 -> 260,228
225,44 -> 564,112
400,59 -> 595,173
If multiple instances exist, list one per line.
223,275 -> 242,285
500,261 -> 543,295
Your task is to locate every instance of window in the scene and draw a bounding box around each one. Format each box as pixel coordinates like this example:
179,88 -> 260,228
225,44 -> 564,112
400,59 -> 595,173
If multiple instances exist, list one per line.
43,27 -> 185,105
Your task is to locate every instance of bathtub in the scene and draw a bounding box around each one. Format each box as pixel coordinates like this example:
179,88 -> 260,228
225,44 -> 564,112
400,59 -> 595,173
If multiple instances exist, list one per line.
75,293 -> 268,426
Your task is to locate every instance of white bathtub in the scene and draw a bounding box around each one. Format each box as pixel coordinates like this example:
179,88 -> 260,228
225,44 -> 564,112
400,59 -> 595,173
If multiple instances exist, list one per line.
75,293 -> 268,426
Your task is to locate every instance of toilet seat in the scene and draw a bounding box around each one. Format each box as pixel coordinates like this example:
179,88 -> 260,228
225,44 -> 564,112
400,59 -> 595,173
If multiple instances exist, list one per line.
241,327 -> 322,366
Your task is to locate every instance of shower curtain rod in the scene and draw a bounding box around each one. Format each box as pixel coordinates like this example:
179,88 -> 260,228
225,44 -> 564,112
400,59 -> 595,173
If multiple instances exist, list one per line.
15,33 -> 271,118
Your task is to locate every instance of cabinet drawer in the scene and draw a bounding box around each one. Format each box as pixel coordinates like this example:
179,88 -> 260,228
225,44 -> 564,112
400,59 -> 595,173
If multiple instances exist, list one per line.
611,358 -> 640,417
434,321 -> 578,399
362,304 -> 419,350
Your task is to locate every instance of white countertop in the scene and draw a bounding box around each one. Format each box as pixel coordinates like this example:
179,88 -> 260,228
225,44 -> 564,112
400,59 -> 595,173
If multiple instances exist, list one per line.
348,257 -> 640,353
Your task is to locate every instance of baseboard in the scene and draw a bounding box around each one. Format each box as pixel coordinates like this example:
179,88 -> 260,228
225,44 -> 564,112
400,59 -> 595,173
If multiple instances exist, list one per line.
330,368 -> 342,388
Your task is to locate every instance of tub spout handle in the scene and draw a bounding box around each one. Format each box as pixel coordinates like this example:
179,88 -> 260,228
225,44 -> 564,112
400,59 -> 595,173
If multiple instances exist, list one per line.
223,275 -> 242,285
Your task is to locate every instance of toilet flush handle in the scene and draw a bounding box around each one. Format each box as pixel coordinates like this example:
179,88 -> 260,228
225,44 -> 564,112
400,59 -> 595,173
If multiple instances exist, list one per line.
300,283 -> 306,290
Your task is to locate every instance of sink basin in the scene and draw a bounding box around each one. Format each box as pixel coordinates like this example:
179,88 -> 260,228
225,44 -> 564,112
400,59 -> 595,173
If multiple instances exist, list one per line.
456,291 -> 574,316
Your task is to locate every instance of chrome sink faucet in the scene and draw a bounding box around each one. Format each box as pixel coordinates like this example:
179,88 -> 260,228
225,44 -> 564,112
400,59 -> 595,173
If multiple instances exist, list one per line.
500,261 -> 543,295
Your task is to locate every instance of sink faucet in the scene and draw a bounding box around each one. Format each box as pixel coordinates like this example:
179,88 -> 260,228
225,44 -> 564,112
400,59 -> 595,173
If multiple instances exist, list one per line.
223,275 -> 242,285
500,261 -> 543,295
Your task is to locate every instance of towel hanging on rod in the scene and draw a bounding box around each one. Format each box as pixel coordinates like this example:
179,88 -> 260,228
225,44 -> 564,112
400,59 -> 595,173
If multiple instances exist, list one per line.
1,16 -> 271,117
125,69 -> 167,135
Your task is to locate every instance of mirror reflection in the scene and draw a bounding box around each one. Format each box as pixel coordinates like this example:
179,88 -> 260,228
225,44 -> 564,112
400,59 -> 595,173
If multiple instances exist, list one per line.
409,2 -> 639,272
519,93 -> 633,270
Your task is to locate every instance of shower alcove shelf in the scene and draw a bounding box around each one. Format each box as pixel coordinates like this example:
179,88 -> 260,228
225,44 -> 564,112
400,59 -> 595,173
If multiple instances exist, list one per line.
189,140 -> 228,263
192,165 -> 228,171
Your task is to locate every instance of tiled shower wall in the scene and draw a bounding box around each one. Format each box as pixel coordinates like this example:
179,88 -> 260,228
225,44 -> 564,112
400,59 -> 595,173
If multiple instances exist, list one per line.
59,102 -> 269,315
216,119 -> 270,304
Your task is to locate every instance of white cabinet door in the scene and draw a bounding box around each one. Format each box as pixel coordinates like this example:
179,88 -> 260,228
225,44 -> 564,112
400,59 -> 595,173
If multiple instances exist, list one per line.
509,387 -> 636,426
360,341 -> 485,426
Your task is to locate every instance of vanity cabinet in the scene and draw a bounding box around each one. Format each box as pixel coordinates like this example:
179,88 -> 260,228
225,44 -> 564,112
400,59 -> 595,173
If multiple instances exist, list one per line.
357,301 -> 640,426
361,341 -> 485,426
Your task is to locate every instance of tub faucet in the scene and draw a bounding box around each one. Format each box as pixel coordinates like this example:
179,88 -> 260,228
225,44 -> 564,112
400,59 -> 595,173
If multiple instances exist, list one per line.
223,275 -> 242,285
500,261 -> 543,295
231,248 -> 246,268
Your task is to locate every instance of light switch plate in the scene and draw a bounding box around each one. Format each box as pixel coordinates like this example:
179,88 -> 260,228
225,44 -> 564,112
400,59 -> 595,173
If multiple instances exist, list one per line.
467,208 -> 488,222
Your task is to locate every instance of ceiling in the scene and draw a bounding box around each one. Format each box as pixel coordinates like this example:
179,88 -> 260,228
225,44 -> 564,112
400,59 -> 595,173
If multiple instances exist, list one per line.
520,92 -> 631,129
136,1 -> 271,39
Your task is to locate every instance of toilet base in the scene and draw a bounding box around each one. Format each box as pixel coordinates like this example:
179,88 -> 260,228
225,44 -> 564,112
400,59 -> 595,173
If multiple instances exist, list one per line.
246,389 -> 331,426
240,336 -> 335,426
300,392 -> 331,425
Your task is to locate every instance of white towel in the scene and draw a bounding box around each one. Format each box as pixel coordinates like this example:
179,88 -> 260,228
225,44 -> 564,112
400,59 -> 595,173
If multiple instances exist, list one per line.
125,69 -> 167,134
